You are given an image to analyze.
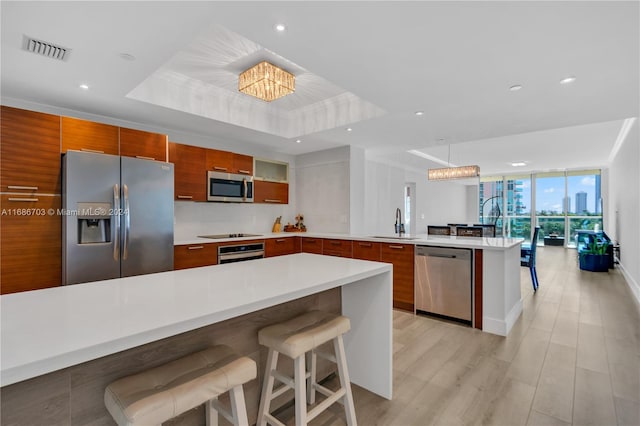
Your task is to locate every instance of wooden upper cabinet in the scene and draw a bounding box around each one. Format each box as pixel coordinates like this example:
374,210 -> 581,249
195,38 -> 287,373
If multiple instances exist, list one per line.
254,181 -> 289,204
206,149 -> 234,173
234,153 -> 253,175
1,106 -> 62,194
168,142 -> 206,201
119,127 -> 167,162
61,116 -> 119,156
1,194 -> 61,294
206,149 -> 253,175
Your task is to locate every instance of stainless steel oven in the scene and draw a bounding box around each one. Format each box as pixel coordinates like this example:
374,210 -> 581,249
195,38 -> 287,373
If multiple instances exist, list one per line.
218,242 -> 264,264
207,171 -> 253,203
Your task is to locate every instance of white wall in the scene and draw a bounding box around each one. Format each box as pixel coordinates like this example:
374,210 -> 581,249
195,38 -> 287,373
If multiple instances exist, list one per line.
363,158 -> 469,235
607,120 -> 639,304
295,146 -> 350,233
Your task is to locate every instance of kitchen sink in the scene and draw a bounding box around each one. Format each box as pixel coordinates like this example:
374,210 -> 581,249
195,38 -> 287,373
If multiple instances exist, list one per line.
370,236 -> 419,240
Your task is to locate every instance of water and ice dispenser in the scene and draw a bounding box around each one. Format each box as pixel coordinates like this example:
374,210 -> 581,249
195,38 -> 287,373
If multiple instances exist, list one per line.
76,202 -> 111,244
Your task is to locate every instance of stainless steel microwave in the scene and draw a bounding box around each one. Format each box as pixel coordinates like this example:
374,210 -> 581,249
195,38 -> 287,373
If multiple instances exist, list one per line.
207,171 -> 254,202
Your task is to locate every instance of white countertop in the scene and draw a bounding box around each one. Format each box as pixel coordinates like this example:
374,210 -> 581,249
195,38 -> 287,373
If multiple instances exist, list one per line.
0,253 -> 391,387
175,232 -> 523,250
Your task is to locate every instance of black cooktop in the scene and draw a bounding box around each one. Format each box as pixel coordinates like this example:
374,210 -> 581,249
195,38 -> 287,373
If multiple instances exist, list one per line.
198,233 -> 263,239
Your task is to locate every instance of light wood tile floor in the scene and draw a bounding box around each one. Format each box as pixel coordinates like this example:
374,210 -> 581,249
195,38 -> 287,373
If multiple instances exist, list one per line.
275,247 -> 640,426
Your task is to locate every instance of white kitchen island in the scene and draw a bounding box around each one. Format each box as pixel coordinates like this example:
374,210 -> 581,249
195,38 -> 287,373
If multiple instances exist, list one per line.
0,253 -> 392,425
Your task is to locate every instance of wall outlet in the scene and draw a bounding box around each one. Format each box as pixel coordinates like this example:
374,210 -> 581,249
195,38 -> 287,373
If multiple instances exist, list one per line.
340,214 -> 348,224
421,213 -> 425,219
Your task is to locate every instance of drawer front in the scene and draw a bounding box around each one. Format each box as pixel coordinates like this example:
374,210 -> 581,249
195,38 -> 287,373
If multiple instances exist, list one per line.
265,237 -> 296,257
352,241 -> 381,261
174,243 -> 217,270
301,238 -> 323,254
322,239 -> 353,258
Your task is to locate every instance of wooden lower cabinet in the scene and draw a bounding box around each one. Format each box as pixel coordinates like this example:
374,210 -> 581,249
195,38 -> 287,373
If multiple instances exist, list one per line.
254,181 -> 288,204
301,237 -> 323,254
1,195 -> 62,294
352,241 -> 381,261
322,239 -> 353,258
174,243 -> 217,270
265,237 -> 299,257
380,243 -> 415,312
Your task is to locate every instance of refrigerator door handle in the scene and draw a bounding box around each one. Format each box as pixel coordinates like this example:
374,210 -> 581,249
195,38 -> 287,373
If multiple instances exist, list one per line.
113,184 -> 120,261
123,184 -> 130,260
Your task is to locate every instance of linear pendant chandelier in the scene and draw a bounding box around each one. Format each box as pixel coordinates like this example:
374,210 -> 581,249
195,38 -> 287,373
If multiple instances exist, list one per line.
238,61 -> 295,102
428,165 -> 481,180
427,145 -> 480,180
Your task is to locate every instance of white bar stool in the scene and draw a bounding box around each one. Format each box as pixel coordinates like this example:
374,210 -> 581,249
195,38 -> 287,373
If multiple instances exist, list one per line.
104,345 -> 256,426
257,310 -> 357,426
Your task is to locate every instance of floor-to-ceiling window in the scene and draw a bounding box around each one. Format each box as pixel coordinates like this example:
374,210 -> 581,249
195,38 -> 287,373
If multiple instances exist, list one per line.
479,176 -> 504,237
479,170 -> 602,247
566,170 -> 603,248
535,172 -> 566,246
505,175 -> 532,242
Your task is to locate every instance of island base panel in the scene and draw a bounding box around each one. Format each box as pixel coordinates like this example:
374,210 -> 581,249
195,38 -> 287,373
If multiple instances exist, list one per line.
0,289 -> 340,426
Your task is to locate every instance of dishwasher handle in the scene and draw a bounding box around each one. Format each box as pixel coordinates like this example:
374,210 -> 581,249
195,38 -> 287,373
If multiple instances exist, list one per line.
427,253 -> 457,259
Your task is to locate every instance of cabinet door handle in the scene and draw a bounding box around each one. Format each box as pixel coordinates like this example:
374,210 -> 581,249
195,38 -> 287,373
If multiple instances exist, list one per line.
177,195 -> 193,200
389,245 -> 404,249
359,243 -> 372,247
135,155 -> 155,161
238,169 -> 251,175
331,241 -> 342,246
276,239 -> 286,243
188,245 -> 204,250
7,185 -> 39,191
264,199 -> 281,203
213,166 -> 227,171
306,239 -> 317,243
80,148 -> 104,154
8,197 -> 39,202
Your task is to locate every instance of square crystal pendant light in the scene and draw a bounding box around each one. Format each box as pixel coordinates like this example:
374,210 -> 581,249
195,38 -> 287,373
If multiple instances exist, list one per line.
238,61 -> 295,102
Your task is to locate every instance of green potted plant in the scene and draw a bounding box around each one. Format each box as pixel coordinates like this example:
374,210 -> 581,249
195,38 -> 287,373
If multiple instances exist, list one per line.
579,240 -> 610,272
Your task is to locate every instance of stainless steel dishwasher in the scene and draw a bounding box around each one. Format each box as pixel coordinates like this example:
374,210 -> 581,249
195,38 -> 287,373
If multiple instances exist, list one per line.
415,246 -> 472,324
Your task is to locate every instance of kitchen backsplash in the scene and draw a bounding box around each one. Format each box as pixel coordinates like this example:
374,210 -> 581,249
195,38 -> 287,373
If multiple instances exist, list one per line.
173,201 -> 295,241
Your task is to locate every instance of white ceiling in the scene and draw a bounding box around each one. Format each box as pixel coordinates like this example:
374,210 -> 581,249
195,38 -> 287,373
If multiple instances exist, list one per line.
1,1 -> 638,174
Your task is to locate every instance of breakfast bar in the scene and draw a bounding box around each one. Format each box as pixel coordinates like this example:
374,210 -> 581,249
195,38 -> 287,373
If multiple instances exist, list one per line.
1,253 -> 392,425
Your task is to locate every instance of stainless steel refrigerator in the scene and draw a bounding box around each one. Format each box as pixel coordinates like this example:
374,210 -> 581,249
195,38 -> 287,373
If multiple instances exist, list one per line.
63,151 -> 174,285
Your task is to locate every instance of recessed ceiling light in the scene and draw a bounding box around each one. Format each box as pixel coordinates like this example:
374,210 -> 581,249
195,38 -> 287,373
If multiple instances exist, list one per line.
79,84 -> 89,90
511,162 -> 527,167
296,139 -> 301,143
560,76 -> 576,84
415,111 -> 424,116
275,24 -> 286,32
509,84 -> 522,91
346,127 -> 353,132
119,53 -> 136,61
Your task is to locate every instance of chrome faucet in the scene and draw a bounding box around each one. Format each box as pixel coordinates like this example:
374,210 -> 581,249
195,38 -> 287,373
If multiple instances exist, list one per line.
394,208 -> 405,235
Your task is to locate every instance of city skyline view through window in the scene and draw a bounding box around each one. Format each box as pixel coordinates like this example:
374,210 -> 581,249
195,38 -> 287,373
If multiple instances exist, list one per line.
480,170 -> 602,247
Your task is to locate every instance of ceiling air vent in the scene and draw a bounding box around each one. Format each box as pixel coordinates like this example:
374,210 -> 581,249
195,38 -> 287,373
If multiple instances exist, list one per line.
23,36 -> 70,61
